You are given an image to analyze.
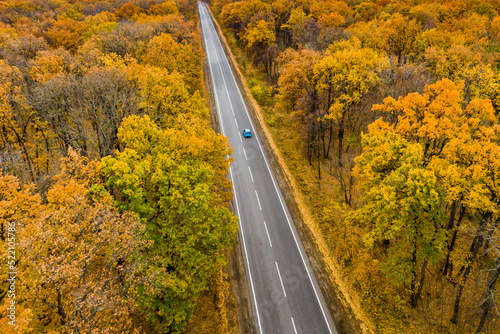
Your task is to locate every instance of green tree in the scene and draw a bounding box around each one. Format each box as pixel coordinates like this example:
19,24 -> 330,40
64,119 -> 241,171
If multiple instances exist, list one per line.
100,115 -> 237,333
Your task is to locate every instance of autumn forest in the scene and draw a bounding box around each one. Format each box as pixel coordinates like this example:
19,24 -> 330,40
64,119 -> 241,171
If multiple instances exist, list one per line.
0,0 -> 238,333
0,0 -> 499,333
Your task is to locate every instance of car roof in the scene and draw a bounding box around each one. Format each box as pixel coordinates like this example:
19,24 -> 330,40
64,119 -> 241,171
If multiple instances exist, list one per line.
243,128 -> 251,131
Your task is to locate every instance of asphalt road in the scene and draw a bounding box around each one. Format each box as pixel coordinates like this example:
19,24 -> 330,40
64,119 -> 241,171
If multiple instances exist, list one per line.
198,3 -> 338,333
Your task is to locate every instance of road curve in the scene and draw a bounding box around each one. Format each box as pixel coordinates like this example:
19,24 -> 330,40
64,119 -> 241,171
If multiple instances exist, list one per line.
198,3 -> 339,333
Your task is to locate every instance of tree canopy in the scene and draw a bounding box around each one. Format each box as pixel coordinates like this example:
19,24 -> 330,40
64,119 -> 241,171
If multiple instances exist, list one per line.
215,0 -> 500,331
0,1 -> 238,333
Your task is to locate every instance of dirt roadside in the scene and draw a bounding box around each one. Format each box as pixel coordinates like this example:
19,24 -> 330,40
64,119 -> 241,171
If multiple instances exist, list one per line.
200,3 -> 370,334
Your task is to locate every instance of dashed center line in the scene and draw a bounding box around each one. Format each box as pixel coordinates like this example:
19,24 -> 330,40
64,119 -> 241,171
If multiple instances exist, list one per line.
255,190 -> 262,210
234,118 -> 238,127
275,262 -> 287,297
291,317 -> 298,334
263,221 -> 272,247
243,147 -> 248,160
248,166 -> 254,182
238,132 -> 243,142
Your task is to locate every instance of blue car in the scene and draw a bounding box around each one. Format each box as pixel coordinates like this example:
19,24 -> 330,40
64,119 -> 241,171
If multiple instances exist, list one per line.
243,129 -> 252,138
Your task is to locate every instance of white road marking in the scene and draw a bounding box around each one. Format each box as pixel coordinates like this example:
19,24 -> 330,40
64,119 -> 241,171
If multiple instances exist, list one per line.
263,221 -> 272,247
291,317 -> 298,334
255,190 -> 262,210
239,132 -> 243,142
275,262 -> 287,297
248,166 -> 254,182
200,6 -> 263,333
212,8 -> 334,331
202,4 -> 334,333
243,147 -> 248,160
235,118 -> 238,127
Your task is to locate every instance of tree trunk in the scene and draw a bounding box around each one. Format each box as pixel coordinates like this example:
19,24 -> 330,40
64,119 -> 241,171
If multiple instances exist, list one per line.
409,243 -> 417,304
15,132 -> 35,183
320,120 -> 326,160
451,216 -> 488,324
482,216 -> 499,255
307,126 -> 312,166
450,269 -> 469,324
443,203 -> 465,276
317,130 -> 321,189
347,173 -> 353,205
41,128 -> 51,174
56,287 -> 67,325
446,200 -> 457,230
475,258 -> 500,334
337,126 -> 344,167
326,120 -> 333,159
410,259 -> 428,307
443,230 -> 459,277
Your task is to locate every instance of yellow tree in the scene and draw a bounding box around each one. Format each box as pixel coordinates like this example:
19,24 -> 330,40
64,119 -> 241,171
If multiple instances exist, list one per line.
129,64 -> 207,127
114,3 -> 143,20
360,79 -> 498,310
141,33 -> 202,93
314,40 -> 385,165
374,79 -> 496,165
242,19 -> 276,77
0,61 -> 49,182
29,49 -> 72,82
352,119 -> 448,307
220,0 -> 273,39
424,44 -> 481,80
81,11 -> 118,42
243,20 -> 276,49
135,13 -> 197,44
383,13 -> 422,64
309,0 -> 353,28
148,1 -> 180,16
348,19 -> 386,51
490,16 -> 500,41
277,48 -> 321,166
281,7 -> 317,48
424,46 -> 500,115
271,0 -> 294,48
277,48 -> 321,117
438,116 -> 500,325
0,174 -> 39,332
